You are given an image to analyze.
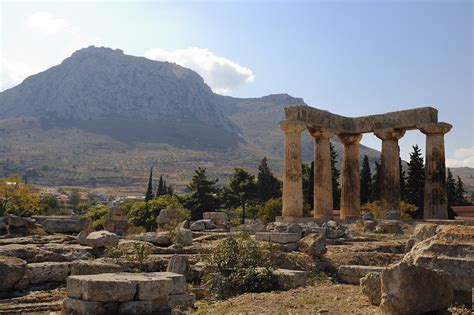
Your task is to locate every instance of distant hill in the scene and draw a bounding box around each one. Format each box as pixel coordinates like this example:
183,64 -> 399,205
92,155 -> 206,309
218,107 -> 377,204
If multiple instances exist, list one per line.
0,46 -> 384,190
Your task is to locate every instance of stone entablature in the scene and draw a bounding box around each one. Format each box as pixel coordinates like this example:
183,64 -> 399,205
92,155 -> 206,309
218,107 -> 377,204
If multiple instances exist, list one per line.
280,105 -> 452,220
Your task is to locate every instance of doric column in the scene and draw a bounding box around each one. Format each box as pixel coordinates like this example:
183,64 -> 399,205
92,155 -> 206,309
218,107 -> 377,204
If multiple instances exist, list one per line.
419,122 -> 452,219
308,127 -> 334,219
375,129 -> 405,219
280,121 -> 306,217
337,133 -> 363,219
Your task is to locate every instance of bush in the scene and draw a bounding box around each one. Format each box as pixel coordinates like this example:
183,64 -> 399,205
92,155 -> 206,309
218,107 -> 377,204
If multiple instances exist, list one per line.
361,201 -> 418,220
85,205 -> 110,230
105,242 -> 153,271
202,233 -> 279,299
257,198 -> 282,224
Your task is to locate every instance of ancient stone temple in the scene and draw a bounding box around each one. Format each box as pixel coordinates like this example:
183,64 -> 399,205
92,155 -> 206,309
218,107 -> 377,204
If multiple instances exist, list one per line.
280,105 -> 452,220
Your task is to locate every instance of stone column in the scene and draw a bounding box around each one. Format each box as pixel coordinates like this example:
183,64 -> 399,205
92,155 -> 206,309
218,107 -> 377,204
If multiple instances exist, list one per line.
419,122 -> 452,219
280,121 -> 306,217
337,133 -> 363,219
375,129 -> 405,219
308,127 -> 334,219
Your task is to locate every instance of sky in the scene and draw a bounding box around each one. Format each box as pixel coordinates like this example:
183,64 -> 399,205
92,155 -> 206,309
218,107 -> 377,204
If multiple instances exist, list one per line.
1,0 -> 473,166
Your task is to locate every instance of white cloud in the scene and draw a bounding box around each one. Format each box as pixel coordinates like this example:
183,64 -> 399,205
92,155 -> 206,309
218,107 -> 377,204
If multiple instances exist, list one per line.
144,47 -> 254,94
25,11 -> 68,35
1,11 -> 100,91
447,146 -> 474,168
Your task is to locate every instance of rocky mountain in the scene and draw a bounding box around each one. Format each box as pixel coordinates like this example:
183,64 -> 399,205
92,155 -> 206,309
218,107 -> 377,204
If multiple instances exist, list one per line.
0,46 -> 386,189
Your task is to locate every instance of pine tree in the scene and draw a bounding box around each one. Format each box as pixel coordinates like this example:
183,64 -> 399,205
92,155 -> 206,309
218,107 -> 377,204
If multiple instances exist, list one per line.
454,176 -> 468,206
145,167 -> 154,202
360,155 -> 372,204
222,168 -> 257,224
185,167 -> 220,220
369,159 -> 381,202
256,157 -> 281,203
330,143 -> 341,210
405,145 -> 425,218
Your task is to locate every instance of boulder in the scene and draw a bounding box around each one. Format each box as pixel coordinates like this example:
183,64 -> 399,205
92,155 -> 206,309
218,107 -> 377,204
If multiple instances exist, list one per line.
255,232 -> 300,244
360,272 -> 381,306
287,223 -> 303,236
32,215 -> 87,234
201,219 -> 216,230
85,231 -> 119,248
273,269 -> 309,290
338,265 -> 386,284
0,255 -> 27,292
175,228 -> 193,246
156,209 -> 180,227
189,220 -> 206,231
4,214 -> 36,228
298,233 -> 326,258
202,212 -> 229,226
131,232 -> 172,246
167,255 -> 192,281
380,261 -> 453,315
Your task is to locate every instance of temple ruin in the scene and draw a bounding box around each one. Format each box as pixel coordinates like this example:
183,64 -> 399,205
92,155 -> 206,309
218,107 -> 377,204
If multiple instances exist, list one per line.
280,105 -> 452,220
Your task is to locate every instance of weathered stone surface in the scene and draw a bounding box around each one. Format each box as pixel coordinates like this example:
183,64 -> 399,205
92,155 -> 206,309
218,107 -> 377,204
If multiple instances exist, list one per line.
385,211 -> 401,220
338,265 -> 386,284
274,269 -> 309,290
67,274 -> 138,302
131,232 -> 172,246
103,208 -> 129,235
118,300 -> 153,315
167,293 -> 195,308
175,228 -> 193,246
27,261 -> 71,284
202,212 -> 229,225
232,220 -> 266,234
3,214 -> 37,227
0,243 -> 93,263
84,231 -> 119,248
0,255 -> 26,292
380,261 -> 453,315
62,297 -> 119,315
0,217 -> 5,231
298,233 -> 326,258
360,272 -> 381,306
70,260 -> 124,275
376,221 -> 402,234
411,223 -> 438,243
363,220 -> 377,232
189,220 -> 206,231
156,209 -> 180,227
157,272 -> 187,294
32,215 -> 86,234
282,242 -> 298,252
167,255 -> 190,277
255,232 -> 300,244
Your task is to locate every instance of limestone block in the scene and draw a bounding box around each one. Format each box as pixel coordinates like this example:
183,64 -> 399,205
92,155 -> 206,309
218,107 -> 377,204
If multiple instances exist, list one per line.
189,221 -> 206,231
298,233 -> 326,258
411,223 -> 438,243
135,275 -> 174,300
118,300 -> 153,315
363,220 -> 377,232
84,231 -> 119,248
3,214 -> 37,228
166,255 -> 190,279
338,265 -> 386,284
32,216 -> 86,234
131,232 -> 172,246
201,219 -> 216,230
360,272 -> 381,306
62,297 -> 119,315
175,228 -> 193,246
376,221 -> 402,234
255,232 -> 300,244
70,260 -> 124,275
167,293 -> 195,308
27,261 -> 71,284
0,255 -> 26,292
67,274 -> 137,302
203,212 -> 229,225
273,269 -> 309,290
157,272 -> 187,294
380,261 -> 453,315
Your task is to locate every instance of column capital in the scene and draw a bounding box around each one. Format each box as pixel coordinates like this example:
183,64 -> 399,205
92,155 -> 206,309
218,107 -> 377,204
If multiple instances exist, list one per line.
279,120 -> 306,133
374,128 -> 405,141
337,133 -> 362,145
308,127 -> 334,140
418,122 -> 452,135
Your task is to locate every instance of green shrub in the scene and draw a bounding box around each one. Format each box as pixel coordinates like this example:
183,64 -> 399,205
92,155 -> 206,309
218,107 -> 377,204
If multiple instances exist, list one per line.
202,233 -> 279,299
85,205 -> 110,230
105,242 -> 153,271
257,198 -> 282,224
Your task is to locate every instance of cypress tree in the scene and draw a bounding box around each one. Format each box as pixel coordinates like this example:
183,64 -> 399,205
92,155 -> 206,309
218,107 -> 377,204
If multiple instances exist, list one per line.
330,143 -> 341,210
360,155 -> 372,204
256,157 -> 281,202
446,169 -> 457,219
156,175 -> 165,197
405,145 -> 425,219
302,163 -> 312,208
454,176 -> 468,206
400,157 -> 406,201
309,161 -> 314,209
369,159 -> 381,202
145,167 -> 154,202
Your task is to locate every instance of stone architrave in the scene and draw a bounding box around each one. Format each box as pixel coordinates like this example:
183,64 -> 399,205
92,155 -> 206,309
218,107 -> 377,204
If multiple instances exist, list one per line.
337,133 -> 363,219
419,122 -> 452,219
280,121 -> 306,217
308,127 -> 334,219
375,129 -> 405,219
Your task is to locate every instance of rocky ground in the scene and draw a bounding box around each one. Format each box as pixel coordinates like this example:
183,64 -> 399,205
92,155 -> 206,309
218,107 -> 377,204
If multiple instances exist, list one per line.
0,214 -> 473,314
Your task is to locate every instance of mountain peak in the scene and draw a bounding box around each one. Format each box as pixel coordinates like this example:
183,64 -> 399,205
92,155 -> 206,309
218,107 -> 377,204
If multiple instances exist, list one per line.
70,46 -> 125,59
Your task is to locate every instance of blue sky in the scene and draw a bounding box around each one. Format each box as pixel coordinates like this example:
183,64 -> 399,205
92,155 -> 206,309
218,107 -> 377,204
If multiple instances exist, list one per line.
1,0 -> 473,165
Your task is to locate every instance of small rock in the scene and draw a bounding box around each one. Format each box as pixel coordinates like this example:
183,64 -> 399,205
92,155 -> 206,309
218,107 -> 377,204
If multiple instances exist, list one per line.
84,231 -> 119,248
175,228 -> 193,246
298,233 -> 326,258
189,221 -> 206,231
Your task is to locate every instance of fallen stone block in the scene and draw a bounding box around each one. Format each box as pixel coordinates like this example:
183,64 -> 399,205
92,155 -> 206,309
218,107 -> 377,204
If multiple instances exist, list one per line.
203,212 -> 229,225
84,231 -> 119,248
0,255 -> 26,292
298,233 -> 326,258
189,220 -> 206,231
27,261 -> 71,284
360,272 -> 381,306
175,228 -> 193,246
70,260 -> 124,275
130,232 -> 172,246
338,265 -> 386,284
380,261 -> 453,315
255,232 -> 300,244
274,269 -> 309,290
62,297 -> 119,315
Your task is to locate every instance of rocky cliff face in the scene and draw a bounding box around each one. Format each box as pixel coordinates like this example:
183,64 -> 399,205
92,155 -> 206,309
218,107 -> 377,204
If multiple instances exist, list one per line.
0,46 -> 236,133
